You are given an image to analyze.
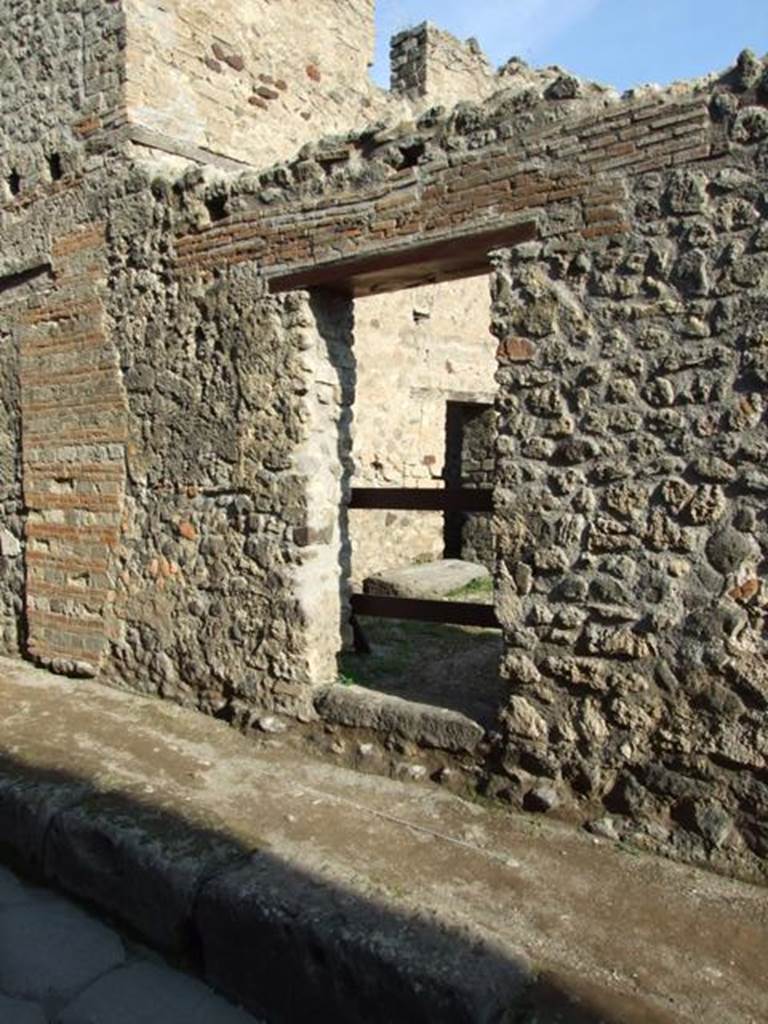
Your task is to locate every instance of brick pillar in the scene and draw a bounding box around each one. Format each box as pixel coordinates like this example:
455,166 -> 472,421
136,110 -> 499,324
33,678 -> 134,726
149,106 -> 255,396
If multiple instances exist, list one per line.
18,225 -> 128,677
390,23 -> 428,99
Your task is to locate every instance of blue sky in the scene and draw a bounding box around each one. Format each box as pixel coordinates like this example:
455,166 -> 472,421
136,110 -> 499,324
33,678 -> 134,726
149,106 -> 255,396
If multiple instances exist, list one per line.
373,0 -> 768,92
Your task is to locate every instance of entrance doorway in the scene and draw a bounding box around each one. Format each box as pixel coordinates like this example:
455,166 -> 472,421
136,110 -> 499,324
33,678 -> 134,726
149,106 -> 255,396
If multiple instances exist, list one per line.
338,276 -> 505,729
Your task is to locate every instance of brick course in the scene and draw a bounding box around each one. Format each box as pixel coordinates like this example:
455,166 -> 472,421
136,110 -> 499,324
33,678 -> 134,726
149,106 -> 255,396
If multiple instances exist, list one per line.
11,226 -> 128,676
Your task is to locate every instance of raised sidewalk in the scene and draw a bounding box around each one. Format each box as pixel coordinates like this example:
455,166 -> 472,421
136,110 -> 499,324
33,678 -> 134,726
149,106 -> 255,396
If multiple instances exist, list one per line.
0,657 -> 765,1023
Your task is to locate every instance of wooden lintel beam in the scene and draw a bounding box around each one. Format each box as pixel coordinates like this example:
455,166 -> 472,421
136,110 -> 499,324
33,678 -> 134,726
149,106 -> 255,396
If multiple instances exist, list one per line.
351,593 -> 500,629
349,488 -> 493,512
268,220 -> 537,296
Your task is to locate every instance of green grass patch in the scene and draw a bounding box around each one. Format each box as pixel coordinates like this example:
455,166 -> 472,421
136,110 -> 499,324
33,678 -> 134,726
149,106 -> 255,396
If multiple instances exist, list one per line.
447,574 -> 494,600
339,615 -> 499,692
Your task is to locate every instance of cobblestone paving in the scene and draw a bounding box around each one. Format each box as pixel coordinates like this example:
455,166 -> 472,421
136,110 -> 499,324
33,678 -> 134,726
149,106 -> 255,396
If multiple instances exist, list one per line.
0,865 -> 261,1023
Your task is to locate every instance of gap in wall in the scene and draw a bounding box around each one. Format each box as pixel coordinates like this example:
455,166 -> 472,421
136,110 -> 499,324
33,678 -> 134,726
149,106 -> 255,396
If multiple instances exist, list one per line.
339,276 -> 505,729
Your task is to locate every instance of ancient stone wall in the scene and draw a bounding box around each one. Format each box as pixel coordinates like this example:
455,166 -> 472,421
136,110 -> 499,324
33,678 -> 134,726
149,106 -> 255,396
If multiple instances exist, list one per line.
0,282 -> 24,653
170,51 -> 768,878
2,0 -> 767,883
390,23 -> 495,108
456,403 -> 496,568
0,152 -> 354,716
0,0 -> 126,203
100,178 -> 352,719
490,87 -> 768,879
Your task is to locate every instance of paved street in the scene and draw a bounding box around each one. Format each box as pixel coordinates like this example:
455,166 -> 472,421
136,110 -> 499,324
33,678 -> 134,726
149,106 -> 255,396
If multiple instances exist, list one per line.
0,864 -> 260,1024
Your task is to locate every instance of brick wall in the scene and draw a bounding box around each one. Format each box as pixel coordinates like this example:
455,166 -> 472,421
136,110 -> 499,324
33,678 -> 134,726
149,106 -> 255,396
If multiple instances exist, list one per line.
122,0 -> 393,168
14,226 -> 128,676
173,83 -> 716,281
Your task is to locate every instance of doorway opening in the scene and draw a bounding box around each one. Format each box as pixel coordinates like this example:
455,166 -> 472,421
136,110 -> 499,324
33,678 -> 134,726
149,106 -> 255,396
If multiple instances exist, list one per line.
269,219 -> 536,736
338,276 -> 505,730
444,400 -> 496,567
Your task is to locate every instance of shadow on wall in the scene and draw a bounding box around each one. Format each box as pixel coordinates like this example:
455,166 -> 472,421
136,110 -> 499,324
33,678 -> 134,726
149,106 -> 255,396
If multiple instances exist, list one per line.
0,750 -> 642,1024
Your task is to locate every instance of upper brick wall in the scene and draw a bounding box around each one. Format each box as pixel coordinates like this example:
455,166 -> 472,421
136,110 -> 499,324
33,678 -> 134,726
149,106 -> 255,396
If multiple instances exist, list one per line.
0,0 -> 613,181
122,0 -> 397,168
172,59 -> 726,283
391,22 -> 496,107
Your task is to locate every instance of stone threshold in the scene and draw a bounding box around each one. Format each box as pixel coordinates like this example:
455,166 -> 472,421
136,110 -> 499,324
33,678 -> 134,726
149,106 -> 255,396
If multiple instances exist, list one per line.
0,658 -> 765,1024
314,683 -> 486,754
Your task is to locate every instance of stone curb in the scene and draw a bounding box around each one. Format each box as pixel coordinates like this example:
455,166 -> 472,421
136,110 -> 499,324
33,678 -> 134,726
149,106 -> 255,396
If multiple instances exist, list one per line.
0,761 -> 532,1023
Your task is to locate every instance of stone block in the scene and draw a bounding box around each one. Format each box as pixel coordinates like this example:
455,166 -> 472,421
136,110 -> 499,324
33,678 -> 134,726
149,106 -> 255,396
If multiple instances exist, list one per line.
0,771 -> 89,876
0,530 -> 21,557
0,994 -> 46,1024
363,559 -> 489,600
315,683 -> 484,753
0,865 -> 26,908
44,795 -> 244,956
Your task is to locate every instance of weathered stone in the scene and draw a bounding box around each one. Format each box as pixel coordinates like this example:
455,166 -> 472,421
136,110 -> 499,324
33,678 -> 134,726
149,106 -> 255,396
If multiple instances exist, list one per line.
584,625 -> 654,661
502,652 -> 541,685
551,575 -> 588,602
196,853 -> 532,1023
688,483 -> 727,527
315,684 -> 484,753
0,995 -> 46,1024
705,528 -> 758,575
732,106 -> 768,144
44,797 -> 244,955
664,170 -> 708,214
586,816 -> 620,841
256,715 -> 288,734
505,696 -> 548,741
523,785 -> 559,813
673,250 -> 709,296
732,49 -> 762,90
0,865 -> 27,908
363,559 -> 490,600
0,530 -> 21,557
544,74 -> 580,100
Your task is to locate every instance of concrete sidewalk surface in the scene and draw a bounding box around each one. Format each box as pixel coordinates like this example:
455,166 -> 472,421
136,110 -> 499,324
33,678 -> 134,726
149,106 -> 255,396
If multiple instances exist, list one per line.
0,657 -> 765,1023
